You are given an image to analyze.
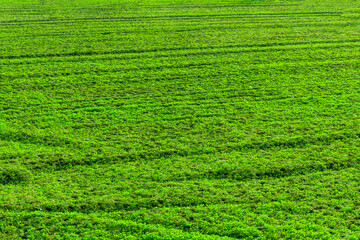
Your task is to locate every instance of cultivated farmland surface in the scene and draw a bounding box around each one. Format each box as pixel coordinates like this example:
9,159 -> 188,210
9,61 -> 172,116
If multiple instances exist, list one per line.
1,0 -> 360,239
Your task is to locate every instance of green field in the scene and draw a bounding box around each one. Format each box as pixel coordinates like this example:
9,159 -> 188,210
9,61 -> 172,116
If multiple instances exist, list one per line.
1,0 -> 360,239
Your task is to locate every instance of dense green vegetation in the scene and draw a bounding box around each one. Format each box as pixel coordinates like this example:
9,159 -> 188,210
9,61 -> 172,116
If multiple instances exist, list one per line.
1,0 -> 359,238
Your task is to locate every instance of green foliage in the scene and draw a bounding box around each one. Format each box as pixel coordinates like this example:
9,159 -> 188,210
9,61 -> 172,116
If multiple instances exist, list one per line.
0,167 -> 32,185
0,0 -> 359,238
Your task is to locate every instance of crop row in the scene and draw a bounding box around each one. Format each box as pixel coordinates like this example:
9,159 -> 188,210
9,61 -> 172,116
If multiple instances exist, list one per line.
1,169 -> 360,239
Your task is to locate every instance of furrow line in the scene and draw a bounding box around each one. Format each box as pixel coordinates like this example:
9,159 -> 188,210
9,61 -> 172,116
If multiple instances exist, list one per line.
1,39 -> 359,60
29,132 -> 360,170
0,12 -> 342,24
